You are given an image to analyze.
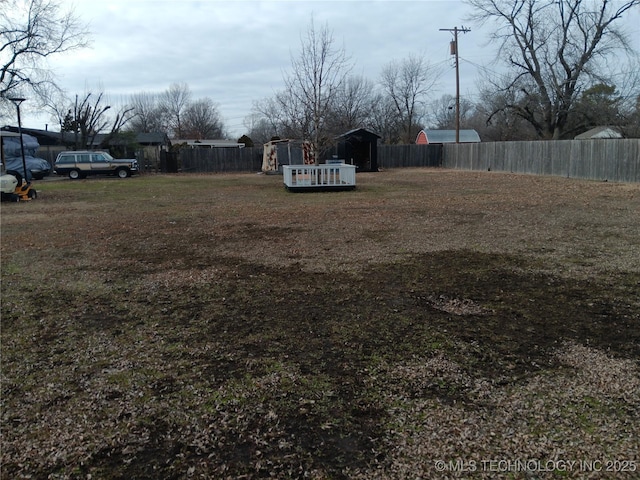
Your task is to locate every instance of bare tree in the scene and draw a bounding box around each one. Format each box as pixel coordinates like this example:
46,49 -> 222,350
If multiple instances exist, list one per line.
64,92 -> 134,149
262,88 -> 314,141
466,0 -> 639,139
564,83 -> 625,137
160,82 -> 191,138
380,55 -> 440,143
243,112 -> 278,145
128,92 -> 165,133
1,0 -> 89,105
431,94 -> 457,129
627,93 -> 640,138
182,98 -> 224,139
328,75 -> 375,133
284,18 -> 352,160
431,93 -> 475,130
250,98 -> 286,140
368,92 -> 403,144
43,88 -> 75,133
130,86 -> 228,139
71,92 -> 111,149
98,106 -> 136,149
470,85 -> 538,141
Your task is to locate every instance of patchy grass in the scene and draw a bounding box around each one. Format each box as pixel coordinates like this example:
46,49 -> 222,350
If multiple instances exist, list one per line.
1,170 -> 639,479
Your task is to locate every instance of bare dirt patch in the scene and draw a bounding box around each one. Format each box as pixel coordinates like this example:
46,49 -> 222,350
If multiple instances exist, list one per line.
1,169 -> 639,478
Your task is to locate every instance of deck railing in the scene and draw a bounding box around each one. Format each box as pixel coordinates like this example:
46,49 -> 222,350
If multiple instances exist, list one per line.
283,164 -> 356,191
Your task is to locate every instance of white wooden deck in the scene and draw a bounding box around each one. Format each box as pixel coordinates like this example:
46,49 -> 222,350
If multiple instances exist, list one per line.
283,164 -> 356,191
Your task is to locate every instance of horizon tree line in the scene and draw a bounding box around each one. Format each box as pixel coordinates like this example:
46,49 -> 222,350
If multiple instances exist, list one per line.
2,0 -> 639,151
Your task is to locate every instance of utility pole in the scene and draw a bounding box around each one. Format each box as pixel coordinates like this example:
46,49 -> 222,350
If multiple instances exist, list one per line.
439,26 -> 470,143
8,97 -> 28,182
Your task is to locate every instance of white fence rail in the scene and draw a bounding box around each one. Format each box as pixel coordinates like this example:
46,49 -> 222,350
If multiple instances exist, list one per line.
283,164 -> 356,191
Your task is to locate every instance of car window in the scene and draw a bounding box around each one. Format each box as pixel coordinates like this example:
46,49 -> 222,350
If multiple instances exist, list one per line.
77,154 -> 91,163
92,154 -> 107,162
57,155 -> 75,164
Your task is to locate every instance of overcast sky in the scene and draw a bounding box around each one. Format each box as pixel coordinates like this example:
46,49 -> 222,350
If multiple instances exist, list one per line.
13,0 -> 640,137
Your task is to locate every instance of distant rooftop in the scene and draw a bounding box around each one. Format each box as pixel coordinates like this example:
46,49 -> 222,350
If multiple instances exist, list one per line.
416,129 -> 481,144
574,126 -> 623,140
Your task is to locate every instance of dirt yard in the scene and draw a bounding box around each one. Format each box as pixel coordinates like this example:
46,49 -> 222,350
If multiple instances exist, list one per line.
1,169 -> 639,479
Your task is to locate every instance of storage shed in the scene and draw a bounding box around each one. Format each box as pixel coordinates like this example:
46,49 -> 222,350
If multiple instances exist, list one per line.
334,128 -> 381,172
262,139 -> 314,173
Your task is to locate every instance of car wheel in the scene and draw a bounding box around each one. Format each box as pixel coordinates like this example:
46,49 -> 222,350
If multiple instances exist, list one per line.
69,170 -> 80,180
116,168 -> 129,178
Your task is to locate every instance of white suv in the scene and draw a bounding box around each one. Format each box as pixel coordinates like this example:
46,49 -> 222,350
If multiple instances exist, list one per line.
54,151 -> 138,179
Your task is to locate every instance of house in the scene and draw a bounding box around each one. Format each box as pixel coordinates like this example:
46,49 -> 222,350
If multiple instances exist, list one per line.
1,125 -> 76,146
1,126 -> 172,169
2,126 -> 172,150
1,125 -> 76,164
574,126 -> 623,140
334,128 -> 381,172
89,132 -> 170,148
416,129 -> 481,144
91,132 -> 172,171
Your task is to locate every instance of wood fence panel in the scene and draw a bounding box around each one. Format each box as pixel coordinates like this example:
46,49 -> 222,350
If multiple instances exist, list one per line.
550,141 -> 571,177
495,142 -> 508,172
179,147 -> 262,173
443,139 -> 639,182
617,139 -> 639,182
378,144 -> 441,169
173,140 -> 638,183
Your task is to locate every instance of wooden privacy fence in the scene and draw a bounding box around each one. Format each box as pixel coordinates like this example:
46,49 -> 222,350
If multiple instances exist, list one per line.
378,144 -> 442,169
171,139 -> 639,183
177,144 -> 444,172
443,139 -> 640,183
179,147 -> 262,173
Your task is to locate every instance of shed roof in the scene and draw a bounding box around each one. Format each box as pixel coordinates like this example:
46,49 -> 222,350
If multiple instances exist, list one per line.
574,126 -> 623,139
416,129 -> 480,144
336,128 -> 381,140
263,138 -> 303,146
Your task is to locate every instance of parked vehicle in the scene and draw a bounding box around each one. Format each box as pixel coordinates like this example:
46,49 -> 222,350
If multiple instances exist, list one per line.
1,165 -> 19,201
1,163 -> 37,202
1,132 -> 51,179
4,155 -> 51,180
54,151 -> 139,179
